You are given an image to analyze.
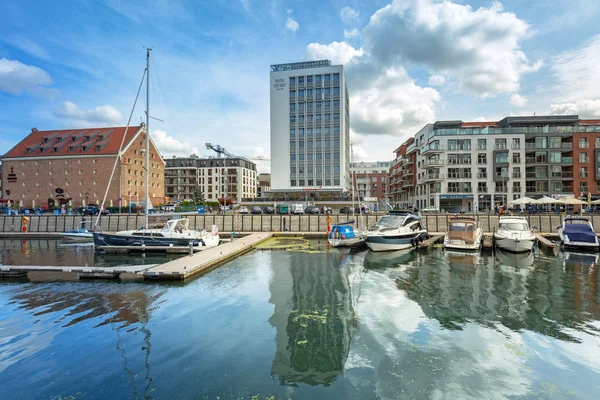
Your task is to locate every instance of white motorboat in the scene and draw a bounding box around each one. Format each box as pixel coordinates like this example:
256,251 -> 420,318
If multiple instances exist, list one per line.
328,221 -> 366,248
365,210 -> 428,252
60,228 -> 93,242
558,217 -> 599,250
443,216 -> 483,251
93,218 -> 220,249
493,216 -> 535,253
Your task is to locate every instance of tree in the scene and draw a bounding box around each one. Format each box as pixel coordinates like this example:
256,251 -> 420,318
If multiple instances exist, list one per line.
192,187 -> 204,206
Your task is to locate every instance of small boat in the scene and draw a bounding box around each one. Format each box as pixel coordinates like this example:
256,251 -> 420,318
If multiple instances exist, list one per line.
443,216 -> 483,251
93,218 -> 220,249
558,217 -> 599,250
365,210 -> 428,252
60,228 -> 93,242
328,220 -> 366,248
493,216 -> 535,253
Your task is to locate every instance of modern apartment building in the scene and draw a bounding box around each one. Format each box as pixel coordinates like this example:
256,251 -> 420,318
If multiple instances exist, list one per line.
1,124 -> 165,208
269,60 -> 351,200
390,116 -> 600,212
350,161 -> 392,201
389,137 -> 418,208
164,156 -> 257,203
257,173 -> 271,198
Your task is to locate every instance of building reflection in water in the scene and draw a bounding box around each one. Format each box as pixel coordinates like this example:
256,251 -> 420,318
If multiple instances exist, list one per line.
0,284 -> 163,398
268,249 -> 357,386
392,249 -> 600,340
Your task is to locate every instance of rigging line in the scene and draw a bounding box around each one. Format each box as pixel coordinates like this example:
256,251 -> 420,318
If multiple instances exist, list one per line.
94,67 -> 147,230
153,59 -> 181,143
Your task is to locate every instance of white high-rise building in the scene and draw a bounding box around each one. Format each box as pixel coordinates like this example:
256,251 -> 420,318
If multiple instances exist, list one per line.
269,60 -> 350,199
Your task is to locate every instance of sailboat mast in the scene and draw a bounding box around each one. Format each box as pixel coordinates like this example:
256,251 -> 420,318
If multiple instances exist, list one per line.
145,48 -> 151,229
351,142 -> 355,217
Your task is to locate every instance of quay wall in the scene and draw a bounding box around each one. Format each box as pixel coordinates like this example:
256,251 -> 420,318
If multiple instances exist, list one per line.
0,213 -> 592,234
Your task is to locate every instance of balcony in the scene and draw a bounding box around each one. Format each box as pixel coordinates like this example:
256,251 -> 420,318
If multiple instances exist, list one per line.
447,187 -> 472,193
550,171 -> 574,179
447,173 -> 472,179
477,173 -> 487,179
580,172 -> 589,178
447,145 -> 471,151
526,143 -> 547,150
447,159 -> 472,165
495,187 -> 508,193
422,158 -> 445,168
494,144 -> 508,150
421,144 -> 445,155
512,144 -> 521,150
512,186 -> 522,192
561,157 -> 574,164
494,174 -> 510,182
512,172 -> 522,178
526,172 -> 548,178
406,143 -> 418,154
525,157 -> 548,164
512,157 -> 522,163
579,157 -> 589,163
476,145 -> 487,150
424,173 -> 445,182
579,142 -> 590,149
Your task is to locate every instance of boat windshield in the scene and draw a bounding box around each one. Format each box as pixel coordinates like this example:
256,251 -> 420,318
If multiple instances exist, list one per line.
376,215 -> 406,228
499,222 -> 528,231
449,222 -> 475,231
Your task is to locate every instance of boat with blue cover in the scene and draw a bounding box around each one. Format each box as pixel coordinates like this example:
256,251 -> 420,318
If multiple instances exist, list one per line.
365,210 -> 428,252
558,217 -> 599,250
327,220 -> 366,248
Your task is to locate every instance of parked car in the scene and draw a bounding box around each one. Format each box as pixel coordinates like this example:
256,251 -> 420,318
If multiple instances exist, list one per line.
238,206 -> 249,214
421,206 -> 440,213
276,204 -> 290,214
81,205 -> 100,215
0,206 -> 10,215
263,206 -> 275,214
339,207 -> 354,214
321,206 -> 332,215
291,204 -> 304,214
305,206 -> 320,214
251,206 -> 262,214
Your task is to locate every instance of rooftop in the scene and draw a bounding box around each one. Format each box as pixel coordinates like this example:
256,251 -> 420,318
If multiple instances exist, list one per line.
2,125 -> 144,158
270,60 -> 331,72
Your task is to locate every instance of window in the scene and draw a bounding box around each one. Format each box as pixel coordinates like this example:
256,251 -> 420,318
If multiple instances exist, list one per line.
477,167 -> 487,178
579,152 -> 589,163
324,87 -> 331,96
307,102 -> 313,110
333,87 -> 340,96
477,139 -> 486,150
316,153 -> 322,160
290,167 -> 296,174
290,77 -> 296,85
512,153 -> 521,163
494,138 -> 507,150
290,103 -> 296,112
299,128 -> 305,136
307,89 -> 313,96
579,137 -> 589,148
324,127 -> 330,134
298,76 -> 304,84
316,101 -> 322,108
290,129 -> 296,136
307,153 -> 313,161
549,151 -> 561,163
333,73 -> 340,81
324,74 -> 330,82
495,152 -> 508,163
325,165 -> 331,173
315,127 -> 321,135
580,167 -> 589,178
316,88 -> 322,95
316,114 -> 322,121
298,89 -> 304,98
512,138 -> 521,149
334,113 -> 340,120
307,75 -> 313,83
298,115 -> 304,123
299,141 -> 305,148
549,137 -> 561,149
325,114 -> 331,121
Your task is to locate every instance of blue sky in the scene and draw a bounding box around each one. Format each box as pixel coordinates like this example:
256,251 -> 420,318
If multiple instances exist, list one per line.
1,0 -> 599,170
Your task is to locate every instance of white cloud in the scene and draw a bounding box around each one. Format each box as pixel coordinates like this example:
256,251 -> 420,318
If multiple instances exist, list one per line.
340,6 -> 360,24
351,67 -> 441,135
510,93 -> 528,107
53,101 -> 124,126
152,129 -> 200,157
344,28 -> 360,40
240,0 -> 250,12
550,100 -> 600,118
285,17 -> 299,32
6,38 -> 50,60
551,34 -> 600,102
0,58 -> 57,97
428,74 -> 446,87
362,0 -> 541,97
305,41 -> 364,65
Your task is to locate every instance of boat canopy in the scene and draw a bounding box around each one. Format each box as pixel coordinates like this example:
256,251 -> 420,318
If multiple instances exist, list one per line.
563,222 -> 596,243
448,220 -> 477,244
162,218 -> 190,232
329,225 -> 356,239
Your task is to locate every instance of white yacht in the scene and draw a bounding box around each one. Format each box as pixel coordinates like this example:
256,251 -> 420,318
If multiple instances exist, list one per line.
365,211 -> 428,252
60,228 -> 93,242
493,216 -> 535,253
443,216 -> 483,251
93,218 -> 220,249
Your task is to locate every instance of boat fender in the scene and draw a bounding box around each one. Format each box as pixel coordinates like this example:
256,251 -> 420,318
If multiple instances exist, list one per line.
341,235 -> 346,239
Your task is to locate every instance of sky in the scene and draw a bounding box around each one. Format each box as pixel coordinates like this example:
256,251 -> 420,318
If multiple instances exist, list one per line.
1,0 -> 599,172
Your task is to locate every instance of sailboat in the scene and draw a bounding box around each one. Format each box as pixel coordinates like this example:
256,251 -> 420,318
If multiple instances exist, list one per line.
328,144 -> 366,248
92,49 -> 220,250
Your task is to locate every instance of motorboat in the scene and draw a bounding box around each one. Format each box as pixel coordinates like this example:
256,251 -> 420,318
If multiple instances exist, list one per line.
60,228 -> 93,242
365,210 -> 428,252
558,217 -> 599,250
493,216 -> 535,253
328,220 -> 366,248
443,216 -> 483,251
93,218 -> 220,249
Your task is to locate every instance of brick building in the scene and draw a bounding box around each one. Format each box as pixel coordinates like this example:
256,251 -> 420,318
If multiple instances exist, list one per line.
0,124 -> 165,209
350,161 -> 392,201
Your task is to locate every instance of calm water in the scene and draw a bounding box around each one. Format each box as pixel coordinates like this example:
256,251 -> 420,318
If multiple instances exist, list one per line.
1,246 -> 599,399
0,239 -> 184,267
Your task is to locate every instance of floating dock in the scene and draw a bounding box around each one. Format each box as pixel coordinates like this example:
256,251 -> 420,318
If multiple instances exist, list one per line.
0,264 -> 157,279
418,234 -> 444,250
96,245 -> 203,254
143,232 -> 273,280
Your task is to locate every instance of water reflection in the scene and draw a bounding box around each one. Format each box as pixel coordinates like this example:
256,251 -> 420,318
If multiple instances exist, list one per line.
0,283 -> 163,399
389,249 -> 600,341
364,249 -> 416,270
0,239 -> 182,267
269,250 -> 357,386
